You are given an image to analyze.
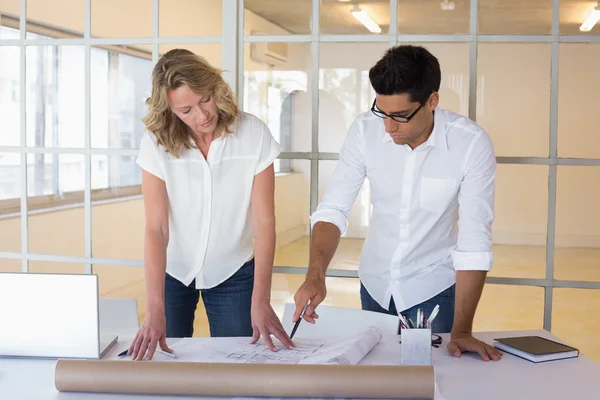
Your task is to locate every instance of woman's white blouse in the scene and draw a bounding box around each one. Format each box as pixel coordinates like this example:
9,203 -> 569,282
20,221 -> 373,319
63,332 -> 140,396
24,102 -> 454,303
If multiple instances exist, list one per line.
136,112 -> 281,289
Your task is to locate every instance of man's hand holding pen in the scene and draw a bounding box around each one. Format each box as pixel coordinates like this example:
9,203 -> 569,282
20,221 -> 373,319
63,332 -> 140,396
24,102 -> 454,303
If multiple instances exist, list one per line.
292,273 -> 326,324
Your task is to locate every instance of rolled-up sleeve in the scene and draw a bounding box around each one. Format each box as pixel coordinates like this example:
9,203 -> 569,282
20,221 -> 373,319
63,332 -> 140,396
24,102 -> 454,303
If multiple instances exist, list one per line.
451,131 -> 496,271
310,120 -> 367,235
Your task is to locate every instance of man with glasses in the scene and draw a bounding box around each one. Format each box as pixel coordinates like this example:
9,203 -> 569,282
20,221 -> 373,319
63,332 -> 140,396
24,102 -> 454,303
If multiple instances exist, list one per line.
293,45 -> 501,362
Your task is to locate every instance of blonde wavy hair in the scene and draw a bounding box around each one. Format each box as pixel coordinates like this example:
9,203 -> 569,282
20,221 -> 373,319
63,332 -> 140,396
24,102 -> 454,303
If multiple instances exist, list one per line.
141,49 -> 239,157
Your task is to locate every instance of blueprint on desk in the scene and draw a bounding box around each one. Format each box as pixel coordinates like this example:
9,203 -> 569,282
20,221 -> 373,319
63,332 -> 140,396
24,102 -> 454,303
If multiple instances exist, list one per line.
150,326 -> 383,365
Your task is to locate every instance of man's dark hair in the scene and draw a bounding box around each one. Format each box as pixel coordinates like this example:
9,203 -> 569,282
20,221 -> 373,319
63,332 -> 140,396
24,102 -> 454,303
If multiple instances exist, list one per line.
369,45 -> 441,104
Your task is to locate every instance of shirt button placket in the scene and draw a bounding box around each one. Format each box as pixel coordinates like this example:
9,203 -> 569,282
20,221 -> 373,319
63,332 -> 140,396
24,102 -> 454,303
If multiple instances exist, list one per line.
399,151 -> 415,243
390,150 -> 415,283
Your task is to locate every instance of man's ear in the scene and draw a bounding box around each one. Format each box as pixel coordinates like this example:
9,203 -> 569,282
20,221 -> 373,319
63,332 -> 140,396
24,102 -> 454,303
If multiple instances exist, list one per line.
428,92 -> 440,110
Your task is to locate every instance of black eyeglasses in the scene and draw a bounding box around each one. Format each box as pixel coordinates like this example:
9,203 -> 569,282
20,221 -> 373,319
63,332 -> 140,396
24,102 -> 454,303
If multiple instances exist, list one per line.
371,98 -> 427,123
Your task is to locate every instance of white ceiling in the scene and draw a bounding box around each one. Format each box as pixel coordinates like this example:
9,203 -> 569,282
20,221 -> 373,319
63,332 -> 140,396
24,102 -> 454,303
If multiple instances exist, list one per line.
244,0 -> 600,35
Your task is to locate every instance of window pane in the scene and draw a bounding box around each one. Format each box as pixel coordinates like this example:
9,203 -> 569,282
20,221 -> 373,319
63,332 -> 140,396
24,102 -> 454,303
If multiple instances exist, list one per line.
91,156 -> 144,260
26,46 -> 84,148
27,153 -> 85,195
91,155 -> 141,192
245,0 -> 311,35
0,259 -> 21,273
94,264 -> 144,327
491,165 -> 548,279
318,42 -> 387,153
91,48 -> 152,149
398,0 -> 469,34
560,0 -> 600,35
27,0 -> 83,39
420,43 -> 469,115
160,0 -> 222,37
478,0 -> 552,34
0,23 -> 19,40
477,43 -> 550,157
0,152 -> 21,252
243,42 -> 311,154
555,167 -> 600,282
29,261 -> 84,274
273,160 -> 310,268
0,44 -> 19,146
552,288 -> 600,363
319,42 -> 468,153
27,153 -> 85,257
558,44 -> 600,159
473,284 -> 544,331
321,1 -> 388,35
92,0 -> 152,37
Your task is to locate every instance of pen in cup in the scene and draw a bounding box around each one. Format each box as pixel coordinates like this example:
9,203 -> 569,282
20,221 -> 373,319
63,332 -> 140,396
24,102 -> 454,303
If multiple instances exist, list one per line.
427,305 -> 440,329
398,313 -> 410,329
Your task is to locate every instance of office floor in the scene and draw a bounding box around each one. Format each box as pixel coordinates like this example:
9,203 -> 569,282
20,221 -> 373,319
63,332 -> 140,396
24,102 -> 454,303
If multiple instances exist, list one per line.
90,237 -> 600,363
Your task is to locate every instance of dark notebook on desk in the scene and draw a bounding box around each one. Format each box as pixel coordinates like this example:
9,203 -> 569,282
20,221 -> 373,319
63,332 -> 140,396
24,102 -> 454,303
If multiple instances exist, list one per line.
493,336 -> 579,363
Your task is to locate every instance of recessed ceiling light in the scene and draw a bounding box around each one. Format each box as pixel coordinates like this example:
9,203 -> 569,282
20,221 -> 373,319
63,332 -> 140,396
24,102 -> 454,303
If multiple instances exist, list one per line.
580,4 -> 600,32
440,0 -> 455,11
351,5 -> 381,33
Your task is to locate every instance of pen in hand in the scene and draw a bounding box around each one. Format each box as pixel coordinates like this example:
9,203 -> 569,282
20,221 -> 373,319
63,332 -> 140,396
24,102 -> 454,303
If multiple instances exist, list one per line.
290,301 -> 310,340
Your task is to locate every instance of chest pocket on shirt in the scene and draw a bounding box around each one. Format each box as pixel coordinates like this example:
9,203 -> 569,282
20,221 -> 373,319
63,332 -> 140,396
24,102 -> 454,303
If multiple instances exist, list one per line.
420,177 -> 460,213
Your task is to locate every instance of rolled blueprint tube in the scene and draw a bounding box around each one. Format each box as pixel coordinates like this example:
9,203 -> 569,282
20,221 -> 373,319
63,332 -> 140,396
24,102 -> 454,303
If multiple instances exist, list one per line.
55,360 -> 435,399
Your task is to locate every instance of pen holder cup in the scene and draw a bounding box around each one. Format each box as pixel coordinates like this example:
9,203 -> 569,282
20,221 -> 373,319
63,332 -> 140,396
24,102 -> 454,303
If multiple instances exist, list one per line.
400,328 -> 433,366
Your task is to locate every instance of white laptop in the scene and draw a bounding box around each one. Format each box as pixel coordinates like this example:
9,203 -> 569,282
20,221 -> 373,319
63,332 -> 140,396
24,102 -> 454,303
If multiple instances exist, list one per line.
0,272 -> 118,359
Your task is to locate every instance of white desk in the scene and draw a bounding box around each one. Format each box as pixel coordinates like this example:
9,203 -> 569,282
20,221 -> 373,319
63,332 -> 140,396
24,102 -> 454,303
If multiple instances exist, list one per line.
1,306 -> 599,400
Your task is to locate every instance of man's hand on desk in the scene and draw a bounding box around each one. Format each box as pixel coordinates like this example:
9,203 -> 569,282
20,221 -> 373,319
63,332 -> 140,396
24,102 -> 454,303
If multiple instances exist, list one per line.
447,332 -> 503,361
293,274 -> 327,324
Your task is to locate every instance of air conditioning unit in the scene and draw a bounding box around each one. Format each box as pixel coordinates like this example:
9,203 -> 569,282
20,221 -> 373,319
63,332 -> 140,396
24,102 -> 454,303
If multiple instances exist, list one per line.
250,41 -> 289,66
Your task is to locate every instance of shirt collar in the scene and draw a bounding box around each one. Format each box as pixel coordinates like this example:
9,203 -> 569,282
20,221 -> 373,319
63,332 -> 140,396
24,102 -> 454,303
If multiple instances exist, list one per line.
425,108 -> 448,151
380,107 -> 448,151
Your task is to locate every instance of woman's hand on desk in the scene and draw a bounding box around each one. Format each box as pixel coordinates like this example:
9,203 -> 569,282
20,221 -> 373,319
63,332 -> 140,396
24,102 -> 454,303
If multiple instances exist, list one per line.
128,311 -> 173,361
250,299 -> 295,351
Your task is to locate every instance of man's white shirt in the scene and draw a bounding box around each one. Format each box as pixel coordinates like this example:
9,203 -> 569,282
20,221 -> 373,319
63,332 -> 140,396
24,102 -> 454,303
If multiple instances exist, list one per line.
311,107 -> 496,312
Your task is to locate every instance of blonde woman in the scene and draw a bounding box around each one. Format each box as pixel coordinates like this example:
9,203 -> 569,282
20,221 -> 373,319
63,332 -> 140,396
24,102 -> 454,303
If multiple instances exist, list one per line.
128,49 -> 293,361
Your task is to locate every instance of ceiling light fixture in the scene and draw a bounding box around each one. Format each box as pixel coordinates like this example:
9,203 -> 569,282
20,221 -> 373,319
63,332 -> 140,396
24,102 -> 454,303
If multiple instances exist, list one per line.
440,0 -> 455,11
351,5 -> 381,33
580,4 -> 600,32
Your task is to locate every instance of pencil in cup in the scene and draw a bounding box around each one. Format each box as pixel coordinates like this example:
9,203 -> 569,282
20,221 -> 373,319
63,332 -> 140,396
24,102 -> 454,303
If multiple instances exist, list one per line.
398,305 -> 440,330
